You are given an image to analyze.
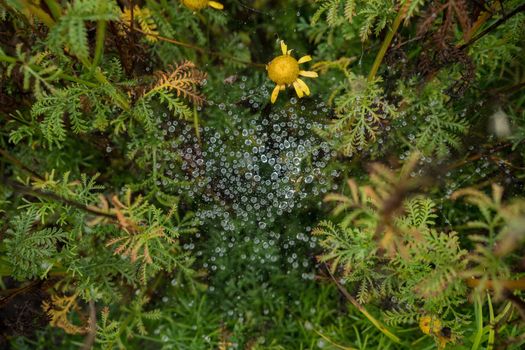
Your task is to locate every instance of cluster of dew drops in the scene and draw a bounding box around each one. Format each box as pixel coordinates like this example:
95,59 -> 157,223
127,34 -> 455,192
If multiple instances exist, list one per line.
158,77 -> 340,281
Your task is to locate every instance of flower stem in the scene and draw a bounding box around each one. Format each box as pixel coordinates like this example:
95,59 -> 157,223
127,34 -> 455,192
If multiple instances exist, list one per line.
126,24 -> 266,68
458,3 -> 525,50
59,73 -> 98,88
326,265 -> 402,344
0,148 -> 42,180
0,54 -> 16,64
43,0 -> 62,20
20,0 -> 56,27
368,1 -> 411,82
93,20 -> 107,67
194,104 -> 201,144
93,67 -> 130,110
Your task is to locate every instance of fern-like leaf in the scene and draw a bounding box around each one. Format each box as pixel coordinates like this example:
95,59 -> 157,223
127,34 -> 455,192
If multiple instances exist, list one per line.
5,208 -> 68,280
120,5 -> 159,42
147,61 -> 207,106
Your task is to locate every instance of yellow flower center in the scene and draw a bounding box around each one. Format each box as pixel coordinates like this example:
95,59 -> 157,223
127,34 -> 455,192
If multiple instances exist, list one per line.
267,55 -> 300,85
181,0 -> 209,10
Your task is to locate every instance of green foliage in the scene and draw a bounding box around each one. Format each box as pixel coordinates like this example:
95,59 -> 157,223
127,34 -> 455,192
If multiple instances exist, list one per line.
96,307 -> 121,349
314,221 -> 382,304
155,90 -> 193,120
1,0 -> 525,349
312,0 -> 394,41
315,158 -> 524,347
47,0 -> 120,60
32,88 -> 85,146
397,196 -> 437,228
4,208 -> 68,280
396,80 -> 469,157
392,228 -> 468,315
121,295 -> 162,336
316,182 -> 469,316
4,45 -> 62,98
317,68 -> 397,156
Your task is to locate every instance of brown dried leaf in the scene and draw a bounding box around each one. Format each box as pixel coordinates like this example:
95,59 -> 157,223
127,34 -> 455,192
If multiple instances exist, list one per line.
149,61 -> 207,105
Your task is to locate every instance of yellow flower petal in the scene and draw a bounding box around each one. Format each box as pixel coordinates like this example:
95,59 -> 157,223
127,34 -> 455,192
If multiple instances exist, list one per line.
298,55 -> 312,64
280,40 -> 287,55
271,85 -> 280,104
208,1 -> 223,9
299,70 -> 318,78
296,78 -> 310,96
280,85 -> 285,90
293,81 -> 304,98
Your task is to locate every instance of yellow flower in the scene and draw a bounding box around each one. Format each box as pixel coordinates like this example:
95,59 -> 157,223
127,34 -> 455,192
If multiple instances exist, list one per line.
266,40 -> 318,104
419,315 -> 451,349
419,315 -> 442,335
181,0 -> 224,10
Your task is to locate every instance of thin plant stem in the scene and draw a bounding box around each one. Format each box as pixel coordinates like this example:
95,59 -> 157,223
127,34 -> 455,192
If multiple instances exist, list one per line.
93,20 -> 107,67
125,25 -> 266,68
96,76 -> 129,110
0,54 -> 16,64
81,300 -> 97,350
130,0 -> 135,32
194,104 -> 201,144
0,147 -> 116,219
325,265 -> 402,344
313,329 -> 357,350
0,148 -> 43,180
43,0 -> 62,20
2,176 -> 117,219
459,3 -> 525,50
20,0 -> 56,27
58,73 -> 98,87
78,56 -> 130,110
466,278 -> 525,291
487,292 -> 495,350
472,293 -> 483,350
368,1 -> 411,81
